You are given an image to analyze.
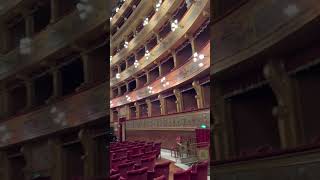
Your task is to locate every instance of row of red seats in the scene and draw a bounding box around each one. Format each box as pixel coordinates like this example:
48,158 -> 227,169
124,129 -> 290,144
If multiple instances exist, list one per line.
172,161 -> 208,180
110,160 -> 171,180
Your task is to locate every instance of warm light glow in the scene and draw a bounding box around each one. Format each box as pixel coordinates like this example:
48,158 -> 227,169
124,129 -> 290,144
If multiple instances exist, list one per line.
155,0 -> 163,11
115,7 -> 120,13
116,73 -> 120,79
193,52 -> 205,62
145,50 -> 150,59
171,19 -> 179,32
110,56 -> 112,62
198,62 -> 204,67
124,41 -> 129,48
134,60 -> 139,68
143,18 -> 149,26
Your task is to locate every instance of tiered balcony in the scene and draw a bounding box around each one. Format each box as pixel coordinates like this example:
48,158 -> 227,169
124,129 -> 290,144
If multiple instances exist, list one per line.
0,0 -> 107,80
110,0 -> 210,87
110,42 -> 209,108
0,82 -> 108,148
212,0 -> 320,75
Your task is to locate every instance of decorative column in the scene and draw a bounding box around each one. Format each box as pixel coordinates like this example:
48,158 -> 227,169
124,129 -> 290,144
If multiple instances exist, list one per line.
154,31 -> 161,43
79,129 -> 96,178
116,65 -> 121,74
192,81 -> 204,109
24,11 -> 34,37
80,54 -> 93,88
48,138 -> 63,180
125,59 -> 129,69
0,85 -> 9,119
48,67 -> 62,102
117,86 -> 121,96
146,99 -> 152,117
126,82 -> 129,93
125,105 -> 131,120
173,89 -> 183,112
135,77 -> 140,89
134,102 -> 140,119
25,80 -> 35,109
158,95 -> 167,115
189,36 -> 196,54
212,81 -> 235,160
50,0 -> 59,23
263,59 -> 300,148
145,71 -> 150,84
158,63 -> 163,77
171,50 -> 177,68
21,145 -> 32,180
0,23 -> 10,53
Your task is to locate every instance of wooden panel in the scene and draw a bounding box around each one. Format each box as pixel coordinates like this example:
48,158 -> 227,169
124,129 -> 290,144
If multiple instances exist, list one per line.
127,130 -> 195,150
125,109 -> 210,130
111,43 -> 209,108
213,149 -> 320,180
211,0 -> 320,75
0,0 -> 107,80
0,83 -> 107,147
125,109 -> 209,149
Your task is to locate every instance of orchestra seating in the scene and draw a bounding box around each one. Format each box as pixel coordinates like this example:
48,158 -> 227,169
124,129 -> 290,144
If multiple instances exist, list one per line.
109,141 -> 209,180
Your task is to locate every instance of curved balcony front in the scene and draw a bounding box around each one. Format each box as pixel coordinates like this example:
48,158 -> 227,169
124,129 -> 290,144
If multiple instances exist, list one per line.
211,0 -> 320,76
0,83 -> 107,147
111,0 -> 184,66
110,42 -> 209,108
110,0 -> 135,27
0,0 -> 107,80
110,0 -> 210,87
111,0 -> 154,47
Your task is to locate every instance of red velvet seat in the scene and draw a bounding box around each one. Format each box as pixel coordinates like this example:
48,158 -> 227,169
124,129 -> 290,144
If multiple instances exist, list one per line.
110,173 -> 120,180
154,161 -> 171,179
173,169 -> 191,180
144,144 -> 153,153
130,153 -> 144,165
154,175 -> 166,180
112,157 -> 127,169
153,143 -> 161,158
118,161 -> 135,178
127,167 -> 148,180
192,161 -> 208,180
114,149 -> 128,159
141,155 -> 156,171
110,168 -> 119,175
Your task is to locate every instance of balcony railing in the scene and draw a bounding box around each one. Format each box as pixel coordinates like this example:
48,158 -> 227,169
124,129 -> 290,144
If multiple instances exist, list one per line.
0,82 -> 107,147
211,0 -> 320,75
111,0 -> 183,66
0,0 -> 107,80
111,0 -> 153,48
110,0 -> 135,27
110,42 -> 209,108
110,0 -> 210,87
